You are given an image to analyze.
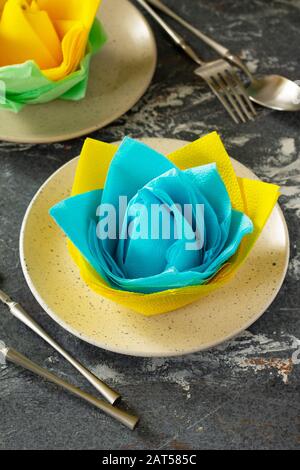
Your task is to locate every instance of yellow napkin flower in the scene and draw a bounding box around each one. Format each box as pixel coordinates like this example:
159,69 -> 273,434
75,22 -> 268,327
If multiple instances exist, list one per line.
54,132 -> 280,316
0,0 -> 100,81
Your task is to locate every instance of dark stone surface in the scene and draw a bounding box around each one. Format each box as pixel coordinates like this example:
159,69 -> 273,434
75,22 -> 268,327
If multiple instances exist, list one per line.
0,0 -> 299,450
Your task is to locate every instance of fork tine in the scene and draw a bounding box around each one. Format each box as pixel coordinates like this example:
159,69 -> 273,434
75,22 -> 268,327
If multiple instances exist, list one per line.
218,72 -> 250,122
205,77 -> 240,124
229,69 -> 257,118
222,70 -> 255,121
212,75 -> 246,123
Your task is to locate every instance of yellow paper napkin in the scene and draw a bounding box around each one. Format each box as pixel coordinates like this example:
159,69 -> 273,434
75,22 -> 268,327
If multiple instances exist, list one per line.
0,0 -> 100,81
62,132 -> 280,316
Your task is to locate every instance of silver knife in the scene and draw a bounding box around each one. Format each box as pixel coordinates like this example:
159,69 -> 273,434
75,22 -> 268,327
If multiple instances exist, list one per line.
0,340 -> 138,430
0,289 -> 120,404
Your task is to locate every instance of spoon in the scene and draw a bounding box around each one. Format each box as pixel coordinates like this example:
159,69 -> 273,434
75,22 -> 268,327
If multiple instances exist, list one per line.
145,0 -> 300,111
247,75 -> 300,111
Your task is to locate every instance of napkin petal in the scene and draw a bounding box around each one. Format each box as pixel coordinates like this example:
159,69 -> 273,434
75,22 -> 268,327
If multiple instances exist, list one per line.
52,19 -> 78,40
50,189 -> 107,279
168,132 -> 244,212
185,163 -> 231,226
37,0 -> 100,30
101,137 -> 175,209
224,177 -> 281,273
39,0 -> 101,81
0,0 -> 6,13
196,209 -> 253,274
101,137 -> 176,255
25,2 -> 62,64
0,0 -> 60,68
43,24 -> 87,81
71,138 -> 118,196
116,190 -> 177,279
183,164 -> 230,255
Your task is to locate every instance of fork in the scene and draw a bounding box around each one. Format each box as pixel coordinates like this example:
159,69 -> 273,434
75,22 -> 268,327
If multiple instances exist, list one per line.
136,0 -> 256,123
146,0 -> 254,82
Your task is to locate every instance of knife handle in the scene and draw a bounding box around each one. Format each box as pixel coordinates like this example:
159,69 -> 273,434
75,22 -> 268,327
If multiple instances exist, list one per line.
9,302 -> 120,405
5,347 -> 139,431
136,0 -> 203,65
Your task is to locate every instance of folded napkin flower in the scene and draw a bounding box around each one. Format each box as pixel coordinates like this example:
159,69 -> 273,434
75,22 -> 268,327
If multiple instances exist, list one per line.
50,133 -> 280,316
0,0 -> 106,112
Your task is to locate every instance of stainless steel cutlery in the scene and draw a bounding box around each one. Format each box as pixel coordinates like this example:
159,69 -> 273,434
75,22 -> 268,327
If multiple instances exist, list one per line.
143,0 -> 300,112
0,340 -> 138,430
0,289 -> 119,404
0,289 -> 140,429
136,0 -> 257,123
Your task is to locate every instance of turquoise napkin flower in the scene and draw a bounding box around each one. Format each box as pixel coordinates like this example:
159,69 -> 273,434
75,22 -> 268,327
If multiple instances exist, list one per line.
50,137 -> 253,294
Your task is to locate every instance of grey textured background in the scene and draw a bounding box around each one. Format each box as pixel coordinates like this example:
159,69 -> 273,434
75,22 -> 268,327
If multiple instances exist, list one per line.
0,0 -> 299,450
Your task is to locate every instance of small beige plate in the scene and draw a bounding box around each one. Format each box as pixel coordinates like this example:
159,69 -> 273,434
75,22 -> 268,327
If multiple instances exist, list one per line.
20,138 -> 290,357
0,0 -> 157,144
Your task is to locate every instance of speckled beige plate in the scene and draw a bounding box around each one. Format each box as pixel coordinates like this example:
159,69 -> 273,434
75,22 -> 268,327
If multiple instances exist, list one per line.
0,0 -> 157,144
20,138 -> 290,357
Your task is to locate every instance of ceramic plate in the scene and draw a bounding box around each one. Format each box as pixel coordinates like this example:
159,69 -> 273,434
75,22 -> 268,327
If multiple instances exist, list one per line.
0,0 -> 157,144
20,138 -> 290,357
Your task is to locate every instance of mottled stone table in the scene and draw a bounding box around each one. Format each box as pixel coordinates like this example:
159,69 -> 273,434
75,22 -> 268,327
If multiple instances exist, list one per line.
0,0 -> 299,450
